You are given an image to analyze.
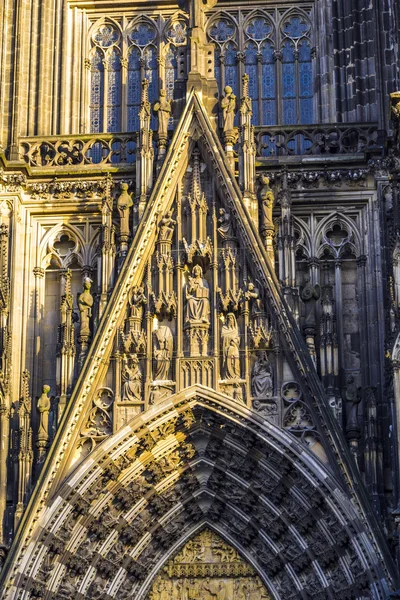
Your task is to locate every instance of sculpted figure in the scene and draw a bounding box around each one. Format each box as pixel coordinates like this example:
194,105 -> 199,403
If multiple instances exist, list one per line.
245,281 -> 262,316
122,355 -> 142,402
300,275 -> 320,329
252,352 -> 273,398
221,86 -> 237,133
153,326 -> 173,381
158,210 -> 176,242
78,278 -> 94,336
259,175 -> 275,230
154,89 -> 172,138
221,313 -> 241,379
185,265 -> 210,324
37,385 -> 51,440
116,182 -> 133,236
343,375 -> 361,430
128,285 -> 147,319
217,208 -> 233,240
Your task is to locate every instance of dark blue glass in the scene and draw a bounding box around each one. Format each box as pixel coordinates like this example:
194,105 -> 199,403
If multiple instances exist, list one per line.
209,19 -> 235,43
166,47 -> 177,129
127,47 -> 141,131
130,22 -> 156,47
283,16 -> 310,39
245,17 -> 271,41
107,51 -> 121,132
215,47 -> 222,91
144,46 -> 159,129
261,41 -> 276,124
245,42 -> 259,124
90,50 -> 104,133
224,43 -> 238,96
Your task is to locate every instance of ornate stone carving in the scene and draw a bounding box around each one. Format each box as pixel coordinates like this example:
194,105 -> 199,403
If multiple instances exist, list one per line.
122,354 -> 142,402
221,86 -> 237,134
343,375 -> 361,453
251,352 -> 273,398
221,313 -> 241,380
79,388 -> 113,454
147,529 -> 271,599
260,175 -> 275,233
185,265 -> 210,326
154,89 -> 172,141
116,181 -> 133,237
36,385 -> 51,461
153,326 -> 173,382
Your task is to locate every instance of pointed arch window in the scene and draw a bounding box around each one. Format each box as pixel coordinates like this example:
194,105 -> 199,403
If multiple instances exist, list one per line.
207,10 -> 315,126
88,16 -> 188,134
281,15 -> 314,125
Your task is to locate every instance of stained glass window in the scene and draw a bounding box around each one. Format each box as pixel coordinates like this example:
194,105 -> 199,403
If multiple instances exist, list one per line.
127,47 -> 141,132
245,42 -> 259,125
261,41 -> 276,125
107,50 -> 121,132
90,49 -> 104,134
208,11 -> 315,127
89,16 -> 188,134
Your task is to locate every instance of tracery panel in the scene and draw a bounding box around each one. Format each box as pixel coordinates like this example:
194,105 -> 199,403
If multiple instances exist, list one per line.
207,8 -> 315,126
88,14 -> 188,134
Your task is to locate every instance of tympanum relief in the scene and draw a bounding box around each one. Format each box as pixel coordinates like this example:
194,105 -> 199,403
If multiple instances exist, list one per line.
147,529 -> 270,600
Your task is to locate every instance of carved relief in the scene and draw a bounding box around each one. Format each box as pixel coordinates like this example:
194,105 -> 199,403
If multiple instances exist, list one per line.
251,352 -> 273,398
146,529 -> 271,599
78,388 -> 114,454
122,354 -> 142,402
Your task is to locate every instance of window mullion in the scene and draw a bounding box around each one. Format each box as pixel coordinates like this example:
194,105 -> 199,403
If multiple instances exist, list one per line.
102,57 -> 109,133
257,51 -> 263,126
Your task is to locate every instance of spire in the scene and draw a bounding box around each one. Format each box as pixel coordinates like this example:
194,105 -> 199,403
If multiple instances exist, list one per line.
178,0 -> 219,119
191,146 -> 202,200
136,79 -> 154,220
238,73 -> 257,227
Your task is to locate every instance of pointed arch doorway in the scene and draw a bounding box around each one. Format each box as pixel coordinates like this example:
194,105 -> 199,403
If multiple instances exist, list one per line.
146,528 -> 270,599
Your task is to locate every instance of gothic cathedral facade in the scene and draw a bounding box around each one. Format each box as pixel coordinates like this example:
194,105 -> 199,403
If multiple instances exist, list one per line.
0,0 -> 399,598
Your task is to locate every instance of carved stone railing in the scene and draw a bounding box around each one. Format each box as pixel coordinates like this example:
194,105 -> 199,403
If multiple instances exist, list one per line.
19,133 -> 137,168
18,123 -> 382,169
254,123 -> 382,157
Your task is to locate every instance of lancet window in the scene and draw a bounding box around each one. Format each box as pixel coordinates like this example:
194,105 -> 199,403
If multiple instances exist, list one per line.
207,9 -> 314,126
89,17 -> 188,134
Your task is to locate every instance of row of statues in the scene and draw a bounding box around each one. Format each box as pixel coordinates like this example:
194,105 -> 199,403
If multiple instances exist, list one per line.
149,577 -> 269,600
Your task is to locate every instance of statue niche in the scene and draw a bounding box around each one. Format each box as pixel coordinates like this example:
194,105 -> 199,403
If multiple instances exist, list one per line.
185,265 -> 210,326
221,313 -> 241,380
152,212 -> 177,319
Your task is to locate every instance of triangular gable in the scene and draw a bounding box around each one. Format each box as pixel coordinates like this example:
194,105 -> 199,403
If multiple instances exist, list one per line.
5,91 -> 393,583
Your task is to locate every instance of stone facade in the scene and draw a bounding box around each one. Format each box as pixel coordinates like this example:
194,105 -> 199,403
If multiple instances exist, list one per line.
0,0 -> 399,598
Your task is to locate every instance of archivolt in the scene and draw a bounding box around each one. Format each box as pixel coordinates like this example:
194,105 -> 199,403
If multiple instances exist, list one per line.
4,389 -> 391,600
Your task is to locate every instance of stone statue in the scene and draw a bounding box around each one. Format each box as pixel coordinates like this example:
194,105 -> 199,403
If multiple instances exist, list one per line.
158,210 -> 176,242
121,355 -> 142,402
78,277 -> 94,337
128,285 -> 147,319
252,352 -> 273,398
154,89 -> 172,139
343,375 -> 361,431
185,265 -> 210,325
37,385 -> 51,441
153,326 -> 173,381
221,313 -> 241,379
300,275 -> 320,330
259,175 -> 274,230
116,182 -> 133,236
245,281 -> 262,316
221,86 -> 237,133
217,208 -> 233,240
